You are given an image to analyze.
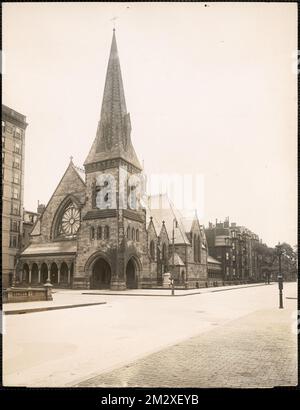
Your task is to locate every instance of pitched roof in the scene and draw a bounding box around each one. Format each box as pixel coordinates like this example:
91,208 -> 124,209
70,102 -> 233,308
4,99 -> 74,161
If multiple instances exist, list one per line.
207,255 -> 221,265
169,252 -> 185,266
147,194 -> 190,245
84,30 -> 142,170
21,241 -> 77,256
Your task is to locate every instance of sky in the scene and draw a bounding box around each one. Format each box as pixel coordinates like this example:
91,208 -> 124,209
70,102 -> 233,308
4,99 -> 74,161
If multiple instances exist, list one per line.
2,2 -> 297,247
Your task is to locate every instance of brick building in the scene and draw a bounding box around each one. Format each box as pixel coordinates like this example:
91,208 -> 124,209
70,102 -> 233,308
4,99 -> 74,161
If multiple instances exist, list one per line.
2,105 -> 28,288
205,218 -> 262,283
17,30 -> 209,290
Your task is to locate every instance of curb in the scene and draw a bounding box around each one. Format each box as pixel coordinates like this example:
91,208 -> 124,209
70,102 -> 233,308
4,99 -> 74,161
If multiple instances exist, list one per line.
4,301 -> 107,315
82,283 -> 272,298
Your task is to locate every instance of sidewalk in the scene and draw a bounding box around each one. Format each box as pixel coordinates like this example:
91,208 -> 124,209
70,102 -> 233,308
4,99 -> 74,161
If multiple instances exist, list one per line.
77,306 -> 297,388
3,283 -> 274,314
81,282 -> 273,297
3,292 -> 107,315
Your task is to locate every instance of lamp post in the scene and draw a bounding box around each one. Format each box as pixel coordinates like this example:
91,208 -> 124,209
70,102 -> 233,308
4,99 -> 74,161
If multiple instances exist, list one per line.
171,218 -> 178,296
276,242 -> 284,309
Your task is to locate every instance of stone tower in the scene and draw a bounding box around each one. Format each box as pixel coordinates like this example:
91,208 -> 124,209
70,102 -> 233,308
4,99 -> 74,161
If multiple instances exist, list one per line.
75,30 -> 147,290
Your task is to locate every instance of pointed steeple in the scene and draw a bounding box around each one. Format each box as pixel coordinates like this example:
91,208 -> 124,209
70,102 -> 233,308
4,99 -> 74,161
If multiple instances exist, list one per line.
85,30 -> 142,171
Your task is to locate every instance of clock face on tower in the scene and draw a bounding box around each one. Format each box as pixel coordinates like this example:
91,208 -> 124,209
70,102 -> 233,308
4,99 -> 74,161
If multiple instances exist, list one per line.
59,203 -> 80,236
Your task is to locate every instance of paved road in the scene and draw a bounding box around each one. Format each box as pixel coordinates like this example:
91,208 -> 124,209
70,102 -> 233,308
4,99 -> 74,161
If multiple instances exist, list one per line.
78,307 -> 297,388
3,282 -> 297,387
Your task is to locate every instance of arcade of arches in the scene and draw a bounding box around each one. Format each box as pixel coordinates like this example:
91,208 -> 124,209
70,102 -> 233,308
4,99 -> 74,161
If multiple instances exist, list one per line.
19,260 -> 74,287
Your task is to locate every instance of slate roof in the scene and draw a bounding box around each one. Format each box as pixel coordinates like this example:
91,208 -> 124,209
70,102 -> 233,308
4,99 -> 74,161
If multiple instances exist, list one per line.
21,241 -> 77,256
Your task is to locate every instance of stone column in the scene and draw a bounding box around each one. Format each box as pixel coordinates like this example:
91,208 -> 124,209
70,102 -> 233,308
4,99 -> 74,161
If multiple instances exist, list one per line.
47,262 -> 51,281
67,262 -> 71,285
38,263 -> 41,284
57,262 -> 61,285
29,263 -> 32,285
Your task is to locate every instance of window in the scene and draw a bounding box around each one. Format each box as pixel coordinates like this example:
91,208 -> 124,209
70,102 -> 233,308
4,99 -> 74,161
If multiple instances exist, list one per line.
90,227 -> 95,240
132,227 -> 135,241
233,268 -> 236,276
13,173 -> 20,184
2,152 -> 5,163
150,240 -> 155,260
13,156 -> 20,169
193,234 -> 197,262
14,142 -> 21,154
129,185 -> 137,210
97,226 -> 102,240
13,188 -> 19,199
2,120 -> 5,133
14,127 -> 22,138
127,226 -> 130,239
136,229 -> 139,242
162,243 -> 167,262
11,203 -> 20,215
58,201 -> 80,237
226,252 -> 229,260
226,267 -> 229,276
232,242 -> 235,250
232,255 -> 236,261
2,136 -> 5,148
10,220 -> 20,232
9,235 -> 18,248
104,225 -> 109,239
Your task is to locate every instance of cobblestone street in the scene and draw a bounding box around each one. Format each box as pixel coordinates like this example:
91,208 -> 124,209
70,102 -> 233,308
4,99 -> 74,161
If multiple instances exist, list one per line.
78,307 -> 297,388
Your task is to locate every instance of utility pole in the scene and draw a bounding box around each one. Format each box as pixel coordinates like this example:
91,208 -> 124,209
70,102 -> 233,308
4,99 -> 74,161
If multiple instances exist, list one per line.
171,218 -> 177,296
276,242 -> 284,309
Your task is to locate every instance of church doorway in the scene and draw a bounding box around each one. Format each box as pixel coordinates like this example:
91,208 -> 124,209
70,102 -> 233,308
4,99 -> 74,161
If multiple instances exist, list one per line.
126,257 -> 138,289
91,258 -> 111,289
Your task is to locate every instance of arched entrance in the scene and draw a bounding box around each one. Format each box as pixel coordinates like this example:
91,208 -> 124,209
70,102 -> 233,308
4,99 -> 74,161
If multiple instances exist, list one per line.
126,257 -> 139,289
50,263 -> 58,284
31,263 -> 39,284
23,263 -> 29,283
90,258 -> 111,289
41,263 -> 48,283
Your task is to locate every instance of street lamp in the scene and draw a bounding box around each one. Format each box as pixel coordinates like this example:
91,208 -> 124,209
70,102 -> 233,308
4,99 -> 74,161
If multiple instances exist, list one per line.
171,218 -> 178,296
276,242 -> 284,309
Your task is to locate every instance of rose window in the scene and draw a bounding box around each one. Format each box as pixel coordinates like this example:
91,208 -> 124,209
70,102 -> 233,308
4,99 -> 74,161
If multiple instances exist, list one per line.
59,203 -> 80,236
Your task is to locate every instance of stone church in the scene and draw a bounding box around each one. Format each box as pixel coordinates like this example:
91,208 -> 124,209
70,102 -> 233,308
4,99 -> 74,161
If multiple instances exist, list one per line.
19,31 -> 208,289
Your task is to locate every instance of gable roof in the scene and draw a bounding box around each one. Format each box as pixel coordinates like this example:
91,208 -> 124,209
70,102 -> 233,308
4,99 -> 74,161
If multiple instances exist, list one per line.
147,194 -> 190,245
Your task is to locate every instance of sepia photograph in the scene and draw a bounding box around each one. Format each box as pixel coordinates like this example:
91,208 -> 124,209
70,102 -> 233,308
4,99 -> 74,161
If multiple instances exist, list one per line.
1,1 -> 298,394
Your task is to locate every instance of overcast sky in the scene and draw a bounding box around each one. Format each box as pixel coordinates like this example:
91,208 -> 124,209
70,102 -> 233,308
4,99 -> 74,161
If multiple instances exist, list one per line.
2,2 -> 297,247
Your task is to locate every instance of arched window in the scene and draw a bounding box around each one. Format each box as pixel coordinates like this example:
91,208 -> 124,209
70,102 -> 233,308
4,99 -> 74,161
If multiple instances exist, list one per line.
57,200 -> 80,238
132,227 -> 135,241
90,227 -> 95,240
193,234 -> 197,262
150,240 -> 155,260
97,226 -> 102,240
162,243 -> 167,262
136,229 -> 139,242
127,226 -> 130,239
198,235 -> 201,263
104,225 -> 110,239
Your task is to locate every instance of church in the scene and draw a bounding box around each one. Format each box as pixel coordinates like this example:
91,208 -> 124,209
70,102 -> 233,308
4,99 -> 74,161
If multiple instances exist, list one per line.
18,31 -> 209,290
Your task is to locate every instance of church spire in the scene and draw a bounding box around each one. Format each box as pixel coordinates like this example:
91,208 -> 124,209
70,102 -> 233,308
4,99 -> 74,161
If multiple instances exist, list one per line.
84,30 -> 142,171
